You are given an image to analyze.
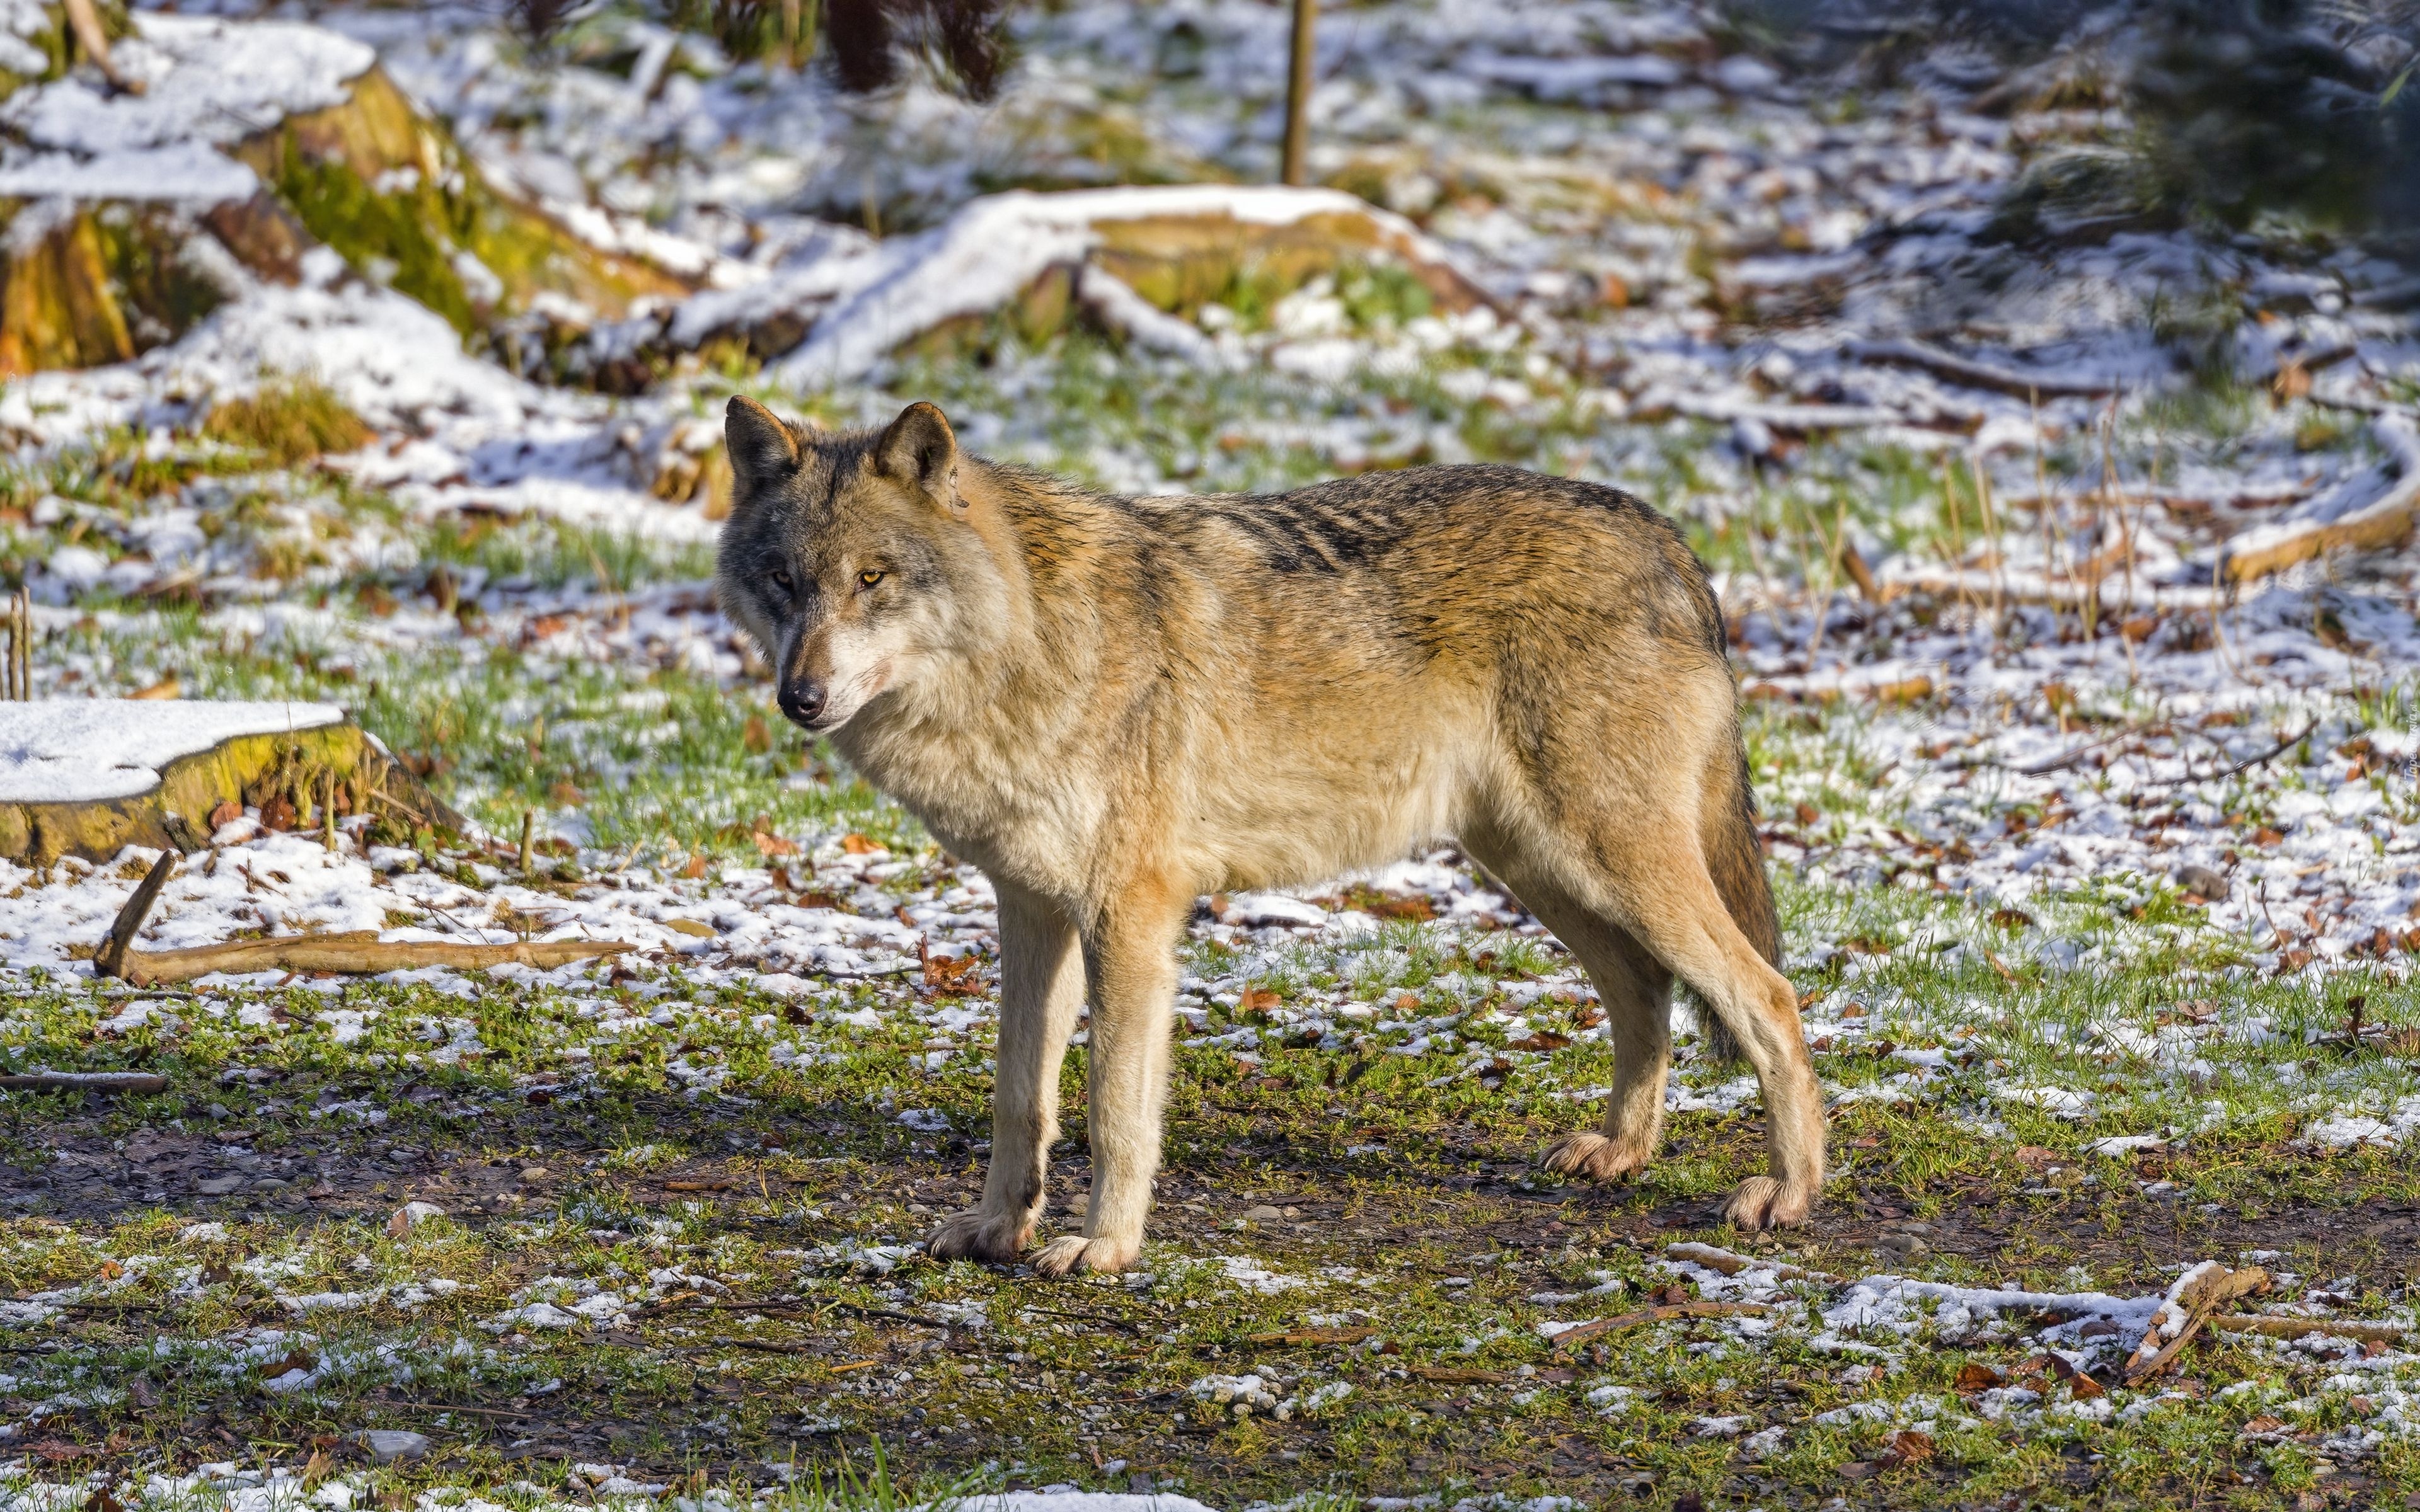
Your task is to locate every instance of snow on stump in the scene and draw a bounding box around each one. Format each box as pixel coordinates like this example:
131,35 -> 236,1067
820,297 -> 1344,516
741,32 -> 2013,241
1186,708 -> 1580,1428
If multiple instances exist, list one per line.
0,699 -> 463,866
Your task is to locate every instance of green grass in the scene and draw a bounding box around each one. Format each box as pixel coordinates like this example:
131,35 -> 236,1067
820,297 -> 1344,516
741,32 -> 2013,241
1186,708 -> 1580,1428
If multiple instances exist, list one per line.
3,876 -> 2415,1508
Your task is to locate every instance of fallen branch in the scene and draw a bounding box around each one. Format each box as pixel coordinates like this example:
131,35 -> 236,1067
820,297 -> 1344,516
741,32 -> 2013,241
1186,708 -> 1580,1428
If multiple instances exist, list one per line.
85,844 -> 633,983
94,850 -> 178,980
111,931 -> 637,987
2225,416 -> 2420,582
2208,1314 -> 2406,1344
0,1072 -> 169,1095
1549,1300 -> 1770,1349
2124,1263 -> 2271,1385
1848,338 -> 2124,398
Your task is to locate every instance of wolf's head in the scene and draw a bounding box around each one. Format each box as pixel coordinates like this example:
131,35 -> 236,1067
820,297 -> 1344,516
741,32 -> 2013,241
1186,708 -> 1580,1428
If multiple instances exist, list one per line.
715,398 -> 1013,734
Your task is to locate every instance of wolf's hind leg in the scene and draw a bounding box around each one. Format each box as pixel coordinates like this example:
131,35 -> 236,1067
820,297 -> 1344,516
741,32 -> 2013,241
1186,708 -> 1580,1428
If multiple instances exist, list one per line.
1587,855 -> 1823,1230
1034,879 -> 1187,1277
928,881 -> 1083,1264
1468,835 -> 1674,1183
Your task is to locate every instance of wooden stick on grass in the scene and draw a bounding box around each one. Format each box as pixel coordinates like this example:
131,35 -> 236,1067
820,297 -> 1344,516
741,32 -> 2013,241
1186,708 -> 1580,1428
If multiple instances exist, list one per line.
95,850 -> 178,979
2209,1315 -> 2406,1345
113,932 -> 636,986
2124,1264 -> 2273,1385
91,858 -> 635,984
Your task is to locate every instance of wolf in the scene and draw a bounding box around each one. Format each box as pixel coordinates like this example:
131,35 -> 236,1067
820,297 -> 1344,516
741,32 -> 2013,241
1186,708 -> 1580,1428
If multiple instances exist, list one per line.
715,396 -> 1823,1274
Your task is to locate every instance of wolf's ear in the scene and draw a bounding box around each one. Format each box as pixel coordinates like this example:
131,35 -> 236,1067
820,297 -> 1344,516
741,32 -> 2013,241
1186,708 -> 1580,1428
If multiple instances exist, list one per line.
725,397 -> 803,494
875,401 -> 962,512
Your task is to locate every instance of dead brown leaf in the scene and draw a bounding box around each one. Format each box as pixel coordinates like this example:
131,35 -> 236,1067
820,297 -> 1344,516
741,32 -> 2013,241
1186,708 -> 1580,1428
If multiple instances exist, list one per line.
752,828 -> 799,858
1507,1031 -> 1571,1052
1954,1362 -> 2004,1394
1878,1428 -> 1936,1469
920,942 -> 982,995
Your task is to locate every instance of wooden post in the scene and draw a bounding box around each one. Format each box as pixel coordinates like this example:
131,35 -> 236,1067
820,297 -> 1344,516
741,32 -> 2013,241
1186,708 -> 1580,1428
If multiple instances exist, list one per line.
1281,0 -> 1316,186
9,589 -> 27,701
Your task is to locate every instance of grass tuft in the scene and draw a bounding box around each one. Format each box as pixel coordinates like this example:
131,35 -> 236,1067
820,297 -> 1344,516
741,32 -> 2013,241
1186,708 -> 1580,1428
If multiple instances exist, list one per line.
202,375 -> 376,467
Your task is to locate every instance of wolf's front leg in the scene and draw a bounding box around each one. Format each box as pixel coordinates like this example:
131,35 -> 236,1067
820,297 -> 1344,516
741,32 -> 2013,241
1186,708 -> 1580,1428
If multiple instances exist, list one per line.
928,882 -> 1083,1264
1034,882 -> 1188,1276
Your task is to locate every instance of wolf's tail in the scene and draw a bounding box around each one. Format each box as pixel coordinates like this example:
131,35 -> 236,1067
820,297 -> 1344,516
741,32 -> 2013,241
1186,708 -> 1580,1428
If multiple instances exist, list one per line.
1697,736 -> 1782,1065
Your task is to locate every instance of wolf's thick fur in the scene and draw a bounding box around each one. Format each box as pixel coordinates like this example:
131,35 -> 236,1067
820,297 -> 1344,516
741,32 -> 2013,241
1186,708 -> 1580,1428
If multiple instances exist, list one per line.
717,398 -> 1824,1273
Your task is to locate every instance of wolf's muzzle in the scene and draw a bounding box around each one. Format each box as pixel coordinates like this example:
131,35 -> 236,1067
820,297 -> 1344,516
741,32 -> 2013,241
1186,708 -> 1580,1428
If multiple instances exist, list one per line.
778,674 -> 828,728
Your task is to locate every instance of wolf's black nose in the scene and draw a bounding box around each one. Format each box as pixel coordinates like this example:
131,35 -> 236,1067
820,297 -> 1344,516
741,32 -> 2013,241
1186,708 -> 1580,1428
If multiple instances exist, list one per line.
779,677 -> 827,726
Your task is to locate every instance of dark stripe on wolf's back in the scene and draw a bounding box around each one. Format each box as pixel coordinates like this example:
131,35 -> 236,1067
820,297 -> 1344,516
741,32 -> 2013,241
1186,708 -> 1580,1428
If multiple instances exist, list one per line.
1190,466 -> 1726,656
1192,464 -> 1683,568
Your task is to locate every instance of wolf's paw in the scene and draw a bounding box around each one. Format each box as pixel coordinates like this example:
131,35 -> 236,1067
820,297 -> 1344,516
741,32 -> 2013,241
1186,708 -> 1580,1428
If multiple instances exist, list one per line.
1720,1175 -> 1814,1231
1032,1233 -> 1141,1277
1539,1132 -> 1649,1183
926,1207 -> 1034,1264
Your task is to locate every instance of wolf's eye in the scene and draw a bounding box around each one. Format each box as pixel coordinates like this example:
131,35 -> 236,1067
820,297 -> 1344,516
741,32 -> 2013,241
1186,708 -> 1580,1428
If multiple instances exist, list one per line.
857,569 -> 885,589
770,568 -> 794,595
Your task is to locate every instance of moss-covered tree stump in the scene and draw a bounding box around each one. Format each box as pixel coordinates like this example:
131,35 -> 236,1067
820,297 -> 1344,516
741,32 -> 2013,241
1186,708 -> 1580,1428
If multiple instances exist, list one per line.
0,701 -> 465,867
